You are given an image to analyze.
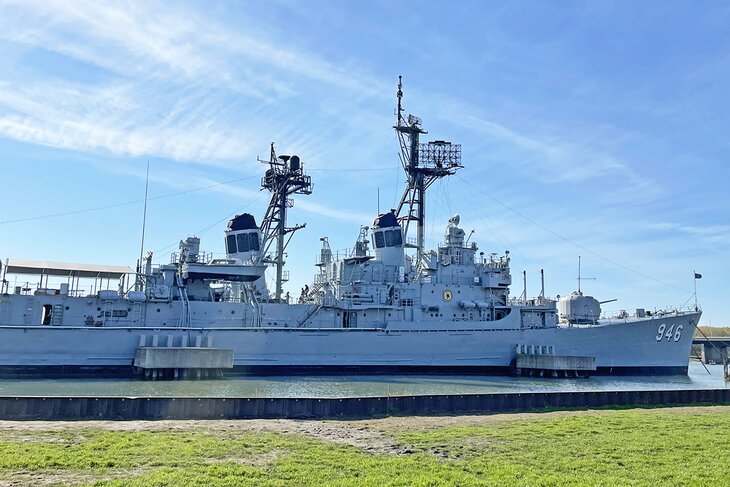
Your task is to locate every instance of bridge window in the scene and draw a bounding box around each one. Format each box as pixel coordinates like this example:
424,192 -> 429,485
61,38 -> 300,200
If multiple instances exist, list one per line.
249,232 -> 260,251
374,231 -> 385,248
385,229 -> 395,247
384,229 -> 403,247
226,234 -> 237,253
236,233 -> 250,252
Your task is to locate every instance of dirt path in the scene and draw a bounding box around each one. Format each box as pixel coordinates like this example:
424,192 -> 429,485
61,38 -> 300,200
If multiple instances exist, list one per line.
0,418 -> 405,454
0,469 -> 148,487
1,405 -> 728,455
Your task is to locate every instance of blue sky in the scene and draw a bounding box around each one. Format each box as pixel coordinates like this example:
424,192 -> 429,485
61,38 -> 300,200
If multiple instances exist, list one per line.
0,0 -> 728,324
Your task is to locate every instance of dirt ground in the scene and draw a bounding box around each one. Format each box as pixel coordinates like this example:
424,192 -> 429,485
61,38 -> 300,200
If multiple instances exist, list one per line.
0,470 -> 149,487
1,405 -> 728,455
1,406 -> 729,486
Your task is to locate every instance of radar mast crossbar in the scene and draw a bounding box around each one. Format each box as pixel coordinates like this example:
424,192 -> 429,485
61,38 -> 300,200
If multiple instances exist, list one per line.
258,143 -> 312,302
393,76 -> 463,268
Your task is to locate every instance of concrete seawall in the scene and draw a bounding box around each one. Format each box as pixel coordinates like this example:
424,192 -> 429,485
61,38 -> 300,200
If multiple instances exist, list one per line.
1,389 -> 728,420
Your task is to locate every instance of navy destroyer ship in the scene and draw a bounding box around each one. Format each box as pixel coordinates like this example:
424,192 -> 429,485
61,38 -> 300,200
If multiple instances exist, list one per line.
0,78 -> 701,378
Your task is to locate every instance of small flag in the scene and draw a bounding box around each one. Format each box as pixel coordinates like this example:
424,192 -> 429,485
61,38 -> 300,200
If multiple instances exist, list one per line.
694,272 -> 702,279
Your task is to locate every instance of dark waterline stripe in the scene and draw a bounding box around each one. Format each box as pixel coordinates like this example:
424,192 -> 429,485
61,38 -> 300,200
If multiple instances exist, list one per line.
0,389 -> 727,420
0,364 -> 689,379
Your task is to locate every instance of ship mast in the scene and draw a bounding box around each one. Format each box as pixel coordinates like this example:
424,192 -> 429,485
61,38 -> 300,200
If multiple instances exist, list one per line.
393,76 -> 463,267
258,144 -> 312,302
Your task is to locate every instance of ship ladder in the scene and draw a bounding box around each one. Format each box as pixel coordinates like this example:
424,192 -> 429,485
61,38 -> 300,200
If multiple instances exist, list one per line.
50,304 -> 64,326
297,304 -> 322,327
304,280 -> 325,301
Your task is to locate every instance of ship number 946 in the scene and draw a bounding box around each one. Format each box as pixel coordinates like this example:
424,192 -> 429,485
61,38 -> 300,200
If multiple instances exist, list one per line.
656,323 -> 682,342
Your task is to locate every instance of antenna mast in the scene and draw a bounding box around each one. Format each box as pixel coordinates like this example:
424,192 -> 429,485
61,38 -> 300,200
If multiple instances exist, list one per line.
135,161 -> 150,292
393,76 -> 463,267
577,255 -> 596,293
258,143 -> 312,302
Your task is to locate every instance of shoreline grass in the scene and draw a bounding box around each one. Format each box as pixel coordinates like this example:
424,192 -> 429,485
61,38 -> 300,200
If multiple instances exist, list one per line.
1,406 -> 728,486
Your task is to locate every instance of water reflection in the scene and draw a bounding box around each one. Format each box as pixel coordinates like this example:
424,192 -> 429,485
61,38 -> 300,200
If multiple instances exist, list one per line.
0,362 -> 725,398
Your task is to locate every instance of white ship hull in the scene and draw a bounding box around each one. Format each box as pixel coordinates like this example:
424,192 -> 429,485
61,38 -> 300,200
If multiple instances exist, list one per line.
0,311 -> 699,375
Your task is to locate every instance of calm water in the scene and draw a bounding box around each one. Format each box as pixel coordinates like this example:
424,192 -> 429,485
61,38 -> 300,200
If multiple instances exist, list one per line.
0,362 -> 726,398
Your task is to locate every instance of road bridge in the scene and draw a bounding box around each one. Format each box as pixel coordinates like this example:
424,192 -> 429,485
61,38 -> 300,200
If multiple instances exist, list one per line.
692,337 -> 730,364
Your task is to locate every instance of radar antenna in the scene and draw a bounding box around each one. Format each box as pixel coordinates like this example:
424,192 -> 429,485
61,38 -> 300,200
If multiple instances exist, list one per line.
393,76 -> 463,268
258,143 -> 313,302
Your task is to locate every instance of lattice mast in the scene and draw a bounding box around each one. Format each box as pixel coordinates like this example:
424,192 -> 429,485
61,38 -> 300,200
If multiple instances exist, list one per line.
393,76 -> 463,266
258,143 -> 312,302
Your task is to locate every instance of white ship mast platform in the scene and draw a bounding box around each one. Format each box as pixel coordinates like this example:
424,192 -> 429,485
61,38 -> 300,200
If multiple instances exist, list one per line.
3,258 -> 134,279
2,258 -> 135,297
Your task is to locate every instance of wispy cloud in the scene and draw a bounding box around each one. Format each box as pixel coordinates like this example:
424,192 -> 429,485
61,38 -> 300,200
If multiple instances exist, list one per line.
1,0 -> 280,98
0,0 -> 392,166
0,84 -> 259,167
439,104 -> 658,200
1,0 -> 655,201
0,0 -> 391,97
648,222 -> 730,247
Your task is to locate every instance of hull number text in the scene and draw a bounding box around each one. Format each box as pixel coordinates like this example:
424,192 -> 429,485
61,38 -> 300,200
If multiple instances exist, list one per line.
656,323 -> 682,342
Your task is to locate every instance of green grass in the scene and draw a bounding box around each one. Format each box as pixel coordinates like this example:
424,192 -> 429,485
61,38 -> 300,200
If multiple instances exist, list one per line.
1,408 -> 729,486
396,410 -> 729,486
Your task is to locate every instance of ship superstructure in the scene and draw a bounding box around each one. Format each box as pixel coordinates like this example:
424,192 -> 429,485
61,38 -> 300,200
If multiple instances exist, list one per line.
0,79 -> 701,377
